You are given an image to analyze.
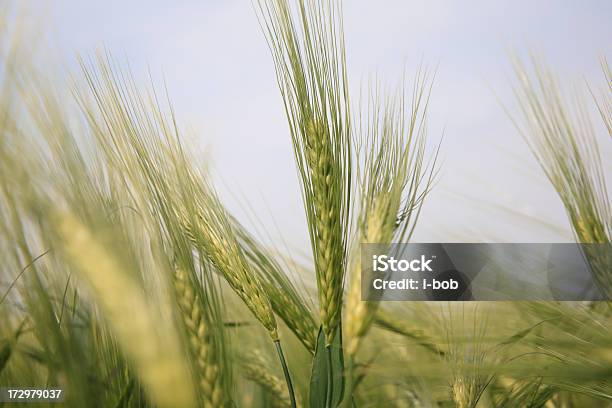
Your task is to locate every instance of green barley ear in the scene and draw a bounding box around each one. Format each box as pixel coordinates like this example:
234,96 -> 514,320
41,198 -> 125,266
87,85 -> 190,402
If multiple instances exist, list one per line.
179,187 -> 279,341
446,307 -> 491,408
510,57 -> 611,297
173,265 -> 227,408
257,0 -> 352,345
236,222 -> 318,353
345,72 -> 437,358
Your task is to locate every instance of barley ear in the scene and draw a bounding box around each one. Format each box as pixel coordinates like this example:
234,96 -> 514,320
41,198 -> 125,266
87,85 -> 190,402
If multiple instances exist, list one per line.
345,72 -> 437,358
179,195 -> 279,340
173,266 -> 225,408
510,57 -> 611,297
236,222 -> 318,353
257,0 -> 352,345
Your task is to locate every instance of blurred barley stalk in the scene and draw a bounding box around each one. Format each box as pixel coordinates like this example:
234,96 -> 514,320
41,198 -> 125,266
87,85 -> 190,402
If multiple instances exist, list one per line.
55,213 -> 197,408
511,57 -> 611,298
345,73 -> 437,360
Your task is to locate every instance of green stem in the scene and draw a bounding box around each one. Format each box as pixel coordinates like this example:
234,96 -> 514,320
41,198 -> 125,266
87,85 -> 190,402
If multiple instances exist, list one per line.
326,345 -> 333,408
274,340 -> 297,408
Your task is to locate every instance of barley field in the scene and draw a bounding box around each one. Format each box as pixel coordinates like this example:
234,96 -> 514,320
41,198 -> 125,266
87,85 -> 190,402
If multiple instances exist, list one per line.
0,1 -> 610,407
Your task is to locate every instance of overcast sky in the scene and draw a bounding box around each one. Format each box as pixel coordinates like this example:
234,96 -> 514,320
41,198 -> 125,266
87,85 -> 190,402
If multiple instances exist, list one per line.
21,0 -> 612,250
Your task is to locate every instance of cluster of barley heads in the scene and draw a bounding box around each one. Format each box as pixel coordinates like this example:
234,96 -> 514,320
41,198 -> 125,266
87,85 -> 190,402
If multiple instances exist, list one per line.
0,1 -> 610,407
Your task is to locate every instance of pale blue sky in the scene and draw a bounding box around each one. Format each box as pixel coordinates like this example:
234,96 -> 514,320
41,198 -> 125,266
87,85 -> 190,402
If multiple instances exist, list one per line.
21,0 -> 612,249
